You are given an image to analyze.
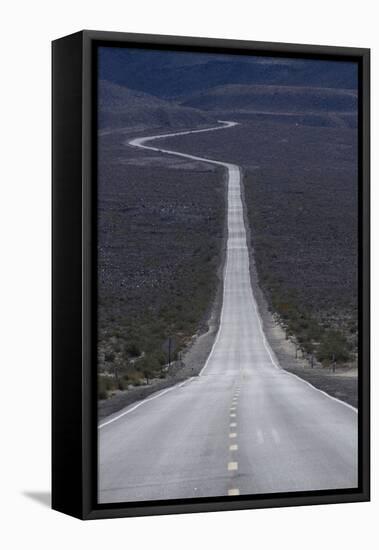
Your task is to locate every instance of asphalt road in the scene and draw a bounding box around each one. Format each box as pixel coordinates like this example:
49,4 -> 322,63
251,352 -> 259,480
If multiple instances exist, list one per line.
98,121 -> 358,503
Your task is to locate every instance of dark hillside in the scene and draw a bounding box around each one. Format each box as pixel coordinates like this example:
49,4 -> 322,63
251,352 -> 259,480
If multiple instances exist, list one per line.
181,84 -> 357,114
99,47 -> 358,98
99,80 -> 215,130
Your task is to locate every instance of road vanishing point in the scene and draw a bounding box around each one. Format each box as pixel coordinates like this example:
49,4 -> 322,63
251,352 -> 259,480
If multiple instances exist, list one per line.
98,121 -> 358,503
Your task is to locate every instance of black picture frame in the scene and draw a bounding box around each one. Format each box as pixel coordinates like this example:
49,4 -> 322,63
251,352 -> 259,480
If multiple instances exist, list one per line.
52,30 -> 370,520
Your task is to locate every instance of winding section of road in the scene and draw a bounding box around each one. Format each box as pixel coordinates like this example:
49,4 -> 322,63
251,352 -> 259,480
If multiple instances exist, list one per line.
98,121 -> 357,503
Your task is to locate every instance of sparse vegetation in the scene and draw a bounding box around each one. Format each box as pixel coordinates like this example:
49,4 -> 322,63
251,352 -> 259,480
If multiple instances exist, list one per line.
159,118 -> 358,371
97,132 -> 225,399
316,330 -> 351,366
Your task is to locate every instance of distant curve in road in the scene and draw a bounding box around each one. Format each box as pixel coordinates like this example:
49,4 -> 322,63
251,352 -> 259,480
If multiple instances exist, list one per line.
98,121 -> 357,503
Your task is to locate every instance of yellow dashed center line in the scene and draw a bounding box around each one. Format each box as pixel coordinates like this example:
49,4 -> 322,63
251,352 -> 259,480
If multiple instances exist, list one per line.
227,392 -> 240,496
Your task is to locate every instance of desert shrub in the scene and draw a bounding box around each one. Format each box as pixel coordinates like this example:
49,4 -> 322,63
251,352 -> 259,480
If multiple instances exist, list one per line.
134,356 -> 158,384
117,378 -> 128,391
152,350 -> 167,366
316,330 -> 351,365
124,342 -> 141,357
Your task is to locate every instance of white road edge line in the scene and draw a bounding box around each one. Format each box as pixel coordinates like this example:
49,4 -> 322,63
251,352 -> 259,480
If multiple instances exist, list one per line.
284,370 -> 358,413
99,386 -> 176,429
249,274 -> 358,414
99,376 -> 195,429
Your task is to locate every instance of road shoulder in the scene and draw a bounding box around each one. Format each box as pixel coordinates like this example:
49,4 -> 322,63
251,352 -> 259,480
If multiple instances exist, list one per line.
240,168 -> 358,409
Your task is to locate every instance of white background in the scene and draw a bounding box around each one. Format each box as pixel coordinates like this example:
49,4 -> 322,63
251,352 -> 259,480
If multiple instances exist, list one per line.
0,1 -> 376,548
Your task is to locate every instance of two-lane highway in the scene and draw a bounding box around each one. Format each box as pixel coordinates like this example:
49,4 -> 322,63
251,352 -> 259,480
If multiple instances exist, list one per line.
98,121 -> 357,503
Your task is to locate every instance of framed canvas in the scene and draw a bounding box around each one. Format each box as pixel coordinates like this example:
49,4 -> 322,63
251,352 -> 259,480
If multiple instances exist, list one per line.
52,30 -> 370,520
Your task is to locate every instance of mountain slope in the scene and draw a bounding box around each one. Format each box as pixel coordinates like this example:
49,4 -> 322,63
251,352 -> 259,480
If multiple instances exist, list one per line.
99,80 -> 215,130
181,84 -> 358,114
98,47 -> 358,98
